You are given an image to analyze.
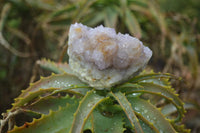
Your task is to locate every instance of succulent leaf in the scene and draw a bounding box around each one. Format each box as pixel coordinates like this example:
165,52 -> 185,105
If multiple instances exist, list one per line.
8,102 -> 79,133
110,92 -> 144,133
92,109 -> 124,133
161,103 -> 196,117
170,122 -> 191,133
136,113 -> 159,133
37,58 -> 73,74
115,82 -> 185,122
124,114 -> 159,133
12,73 -> 91,109
130,72 -> 172,85
23,94 -> 80,115
1,71 -> 189,133
128,96 -> 176,133
70,90 -> 108,133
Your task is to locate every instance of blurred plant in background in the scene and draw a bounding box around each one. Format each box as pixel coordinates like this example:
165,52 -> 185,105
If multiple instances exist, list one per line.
0,0 -> 199,132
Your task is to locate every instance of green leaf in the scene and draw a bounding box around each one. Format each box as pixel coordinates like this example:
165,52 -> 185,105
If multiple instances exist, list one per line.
83,116 -> 93,131
36,58 -> 73,74
104,7 -> 118,28
137,117 -> 158,133
161,103 -> 177,117
129,4 -> 150,17
161,103 -> 197,117
8,102 -> 79,133
116,82 -> 185,122
48,18 -> 72,25
23,95 -> 80,115
73,0 -> 97,22
24,0 -> 56,11
50,4 -> 76,18
125,9 -> 142,38
92,109 -> 124,133
128,96 -> 176,133
82,10 -> 104,26
170,122 -> 191,133
147,1 -> 167,35
12,73 -> 91,108
124,114 -> 158,133
110,92 -> 143,133
70,90 -> 108,133
12,88 -> 58,110
129,72 -> 172,84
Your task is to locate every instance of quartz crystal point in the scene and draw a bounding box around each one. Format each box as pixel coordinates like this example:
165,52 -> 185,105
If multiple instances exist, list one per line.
68,23 -> 152,90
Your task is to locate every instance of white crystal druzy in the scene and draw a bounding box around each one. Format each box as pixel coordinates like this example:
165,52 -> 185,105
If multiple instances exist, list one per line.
68,23 -> 152,89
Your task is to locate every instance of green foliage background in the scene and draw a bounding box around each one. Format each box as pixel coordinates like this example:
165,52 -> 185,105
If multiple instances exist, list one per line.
0,0 -> 200,132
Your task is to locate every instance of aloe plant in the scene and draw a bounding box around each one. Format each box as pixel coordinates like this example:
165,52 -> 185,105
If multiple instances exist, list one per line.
0,22 -> 191,133
0,58 -> 190,133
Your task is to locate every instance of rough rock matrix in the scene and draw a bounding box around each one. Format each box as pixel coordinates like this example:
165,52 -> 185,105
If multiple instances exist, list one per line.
68,23 -> 152,89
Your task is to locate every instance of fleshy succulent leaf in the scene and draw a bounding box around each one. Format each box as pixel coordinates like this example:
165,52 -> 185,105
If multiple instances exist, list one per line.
136,114 -> 159,133
110,92 -> 144,133
92,109 -> 124,133
70,90 -> 108,133
129,72 -> 173,86
83,116 -> 93,131
37,58 -> 73,74
124,114 -> 159,133
23,94 -> 80,115
127,96 -> 176,133
161,103 -> 196,117
8,101 -> 79,133
115,82 -> 185,122
137,119 -> 156,133
12,73 -> 91,109
170,122 -> 191,133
